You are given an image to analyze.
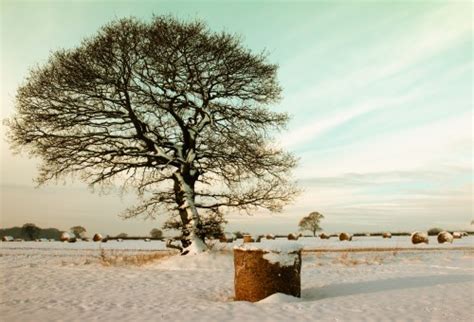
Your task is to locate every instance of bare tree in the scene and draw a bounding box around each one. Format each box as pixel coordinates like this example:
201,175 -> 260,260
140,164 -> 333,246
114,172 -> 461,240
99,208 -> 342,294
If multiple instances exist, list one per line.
298,212 -> 324,237
7,17 -> 298,254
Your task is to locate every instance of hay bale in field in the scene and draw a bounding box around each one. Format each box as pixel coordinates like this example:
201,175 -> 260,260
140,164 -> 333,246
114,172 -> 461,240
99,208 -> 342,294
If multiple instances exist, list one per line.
243,235 -> 254,243
234,242 -> 302,302
319,232 -> 330,239
411,231 -> 429,244
452,232 -> 462,239
101,238 -> 108,243
2,236 -> 13,242
116,238 -> 123,242
93,233 -> 103,242
437,231 -> 453,244
339,232 -> 352,241
265,234 -> 275,240
60,232 -> 72,242
68,237 -> 77,243
287,233 -> 298,240
382,232 -> 392,239
144,238 -> 151,242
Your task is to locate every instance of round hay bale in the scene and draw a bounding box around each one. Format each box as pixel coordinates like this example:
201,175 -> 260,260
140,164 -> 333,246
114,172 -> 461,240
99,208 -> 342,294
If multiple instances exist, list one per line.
68,237 -> 77,243
339,232 -> 352,241
243,235 -> 254,243
382,232 -> 392,239
101,238 -> 108,243
117,238 -> 123,242
92,233 -> 103,242
411,231 -> 429,244
144,238 -> 151,242
452,232 -> 462,239
319,232 -> 330,239
287,233 -> 298,240
437,231 -> 453,244
60,232 -> 72,242
234,243 -> 302,302
265,234 -> 275,240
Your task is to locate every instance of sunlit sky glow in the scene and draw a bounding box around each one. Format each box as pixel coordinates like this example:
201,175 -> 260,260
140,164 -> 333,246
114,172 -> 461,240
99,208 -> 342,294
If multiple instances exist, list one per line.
1,0 -> 472,235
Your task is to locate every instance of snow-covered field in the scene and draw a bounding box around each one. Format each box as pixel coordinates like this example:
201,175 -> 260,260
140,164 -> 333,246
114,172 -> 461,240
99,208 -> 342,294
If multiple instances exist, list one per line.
1,237 -> 473,321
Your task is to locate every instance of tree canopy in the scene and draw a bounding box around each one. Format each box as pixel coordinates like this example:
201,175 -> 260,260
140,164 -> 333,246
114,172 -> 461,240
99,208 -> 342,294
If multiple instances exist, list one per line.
150,228 -> 163,239
7,16 -> 298,254
298,212 -> 324,237
21,223 -> 41,240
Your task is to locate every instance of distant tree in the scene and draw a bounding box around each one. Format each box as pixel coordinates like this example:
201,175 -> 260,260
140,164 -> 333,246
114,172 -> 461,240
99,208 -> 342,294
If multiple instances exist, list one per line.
116,232 -> 128,238
163,210 -> 227,242
70,226 -> 86,238
298,212 -> 324,237
427,227 -> 443,236
6,16 -> 299,254
21,223 -> 41,240
233,231 -> 249,239
150,228 -> 163,239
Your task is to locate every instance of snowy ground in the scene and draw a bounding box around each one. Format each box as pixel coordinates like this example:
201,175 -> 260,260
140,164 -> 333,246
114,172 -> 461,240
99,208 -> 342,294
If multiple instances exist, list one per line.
1,237 -> 473,321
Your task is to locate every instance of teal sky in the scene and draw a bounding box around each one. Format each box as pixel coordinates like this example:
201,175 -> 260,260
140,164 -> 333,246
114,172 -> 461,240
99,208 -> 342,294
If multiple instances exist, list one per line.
1,0 -> 472,235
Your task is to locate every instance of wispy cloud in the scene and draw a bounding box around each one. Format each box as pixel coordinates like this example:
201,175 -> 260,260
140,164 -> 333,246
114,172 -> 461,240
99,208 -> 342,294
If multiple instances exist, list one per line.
279,3 -> 471,151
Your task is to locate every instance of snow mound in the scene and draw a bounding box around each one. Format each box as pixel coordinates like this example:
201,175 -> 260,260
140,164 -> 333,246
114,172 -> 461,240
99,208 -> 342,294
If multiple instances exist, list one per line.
257,292 -> 301,304
234,240 -> 302,253
154,251 -> 233,271
262,251 -> 300,267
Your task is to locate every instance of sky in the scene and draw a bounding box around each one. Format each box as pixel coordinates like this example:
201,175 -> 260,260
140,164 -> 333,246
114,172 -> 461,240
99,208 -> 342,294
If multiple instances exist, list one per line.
1,0 -> 472,236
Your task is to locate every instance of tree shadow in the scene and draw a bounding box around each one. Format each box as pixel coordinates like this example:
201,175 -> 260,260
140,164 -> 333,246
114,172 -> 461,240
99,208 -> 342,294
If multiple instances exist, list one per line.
303,274 -> 473,301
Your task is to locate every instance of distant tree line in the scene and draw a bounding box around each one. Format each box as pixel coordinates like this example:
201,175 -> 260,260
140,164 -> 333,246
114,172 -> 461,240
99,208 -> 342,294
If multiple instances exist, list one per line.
0,224 -> 168,241
0,223 -> 62,240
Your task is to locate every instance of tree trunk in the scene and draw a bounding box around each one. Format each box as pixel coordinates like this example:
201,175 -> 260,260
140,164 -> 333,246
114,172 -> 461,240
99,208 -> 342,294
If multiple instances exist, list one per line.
173,179 -> 191,248
173,172 -> 207,255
